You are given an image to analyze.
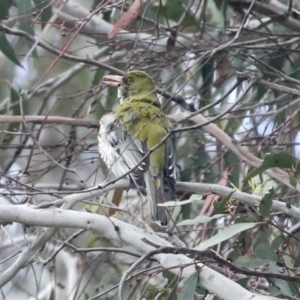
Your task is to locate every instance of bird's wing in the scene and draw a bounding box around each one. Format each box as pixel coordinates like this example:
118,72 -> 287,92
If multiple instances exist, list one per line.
165,134 -> 176,188
114,122 -> 148,195
144,133 -> 176,226
164,133 -> 176,199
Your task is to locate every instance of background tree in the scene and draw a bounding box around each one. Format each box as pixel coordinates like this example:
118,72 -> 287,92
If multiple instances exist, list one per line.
0,0 -> 299,299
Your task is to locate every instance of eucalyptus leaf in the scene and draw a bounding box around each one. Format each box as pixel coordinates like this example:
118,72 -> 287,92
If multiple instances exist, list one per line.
259,188 -> 274,217
273,279 -> 293,297
255,244 -> 279,262
235,254 -> 271,268
0,0 -> 12,21
236,278 -> 249,289
165,286 -> 178,300
0,34 -> 23,67
213,191 -> 235,214
16,0 -> 35,36
271,235 -> 285,250
5,87 -> 21,143
245,152 -> 300,181
33,0 -> 53,27
177,272 -> 198,300
162,270 -> 177,284
158,195 -> 202,207
196,223 -> 258,250
177,214 -> 227,226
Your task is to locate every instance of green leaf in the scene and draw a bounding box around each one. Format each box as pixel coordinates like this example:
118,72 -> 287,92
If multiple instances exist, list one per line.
252,224 -> 271,251
227,249 -> 239,262
267,50 -> 286,78
181,201 -> 192,220
288,50 -> 300,81
224,152 -> 240,187
273,279 -> 293,297
0,34 -> 23,67
5,87 -> 21,143
0,0 -> 12,21
271,235 -> 285,250
289,175 -> 297,187
93,68 -> 106,85
213,191 -> 235,214
165,286 -> 178,300
294,252 -> 300,268
236,278 -> 249,289
16,0 -> 35,36
200,56 -> 214,106
235,254 -> 271,268
259,188 -> 274,217
282,251 -> 294,269
163,0 -> 186,22
177,214 -> 227,226
162,270 -> 177,285
245,151 -> 300,181
177,272 -> 198,300
269,285 -> 281,297
255,85 -> 267,103
158,194 -> 202,207
33,0 -> 53,27
212,0 -> 223,10
196,222 -> 258,250
269,261 -> 283,273
287,279 -> 300,295
255,244 -> 279,262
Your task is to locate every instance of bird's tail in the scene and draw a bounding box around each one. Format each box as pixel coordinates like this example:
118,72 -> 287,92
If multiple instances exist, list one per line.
144,173 -> 168,226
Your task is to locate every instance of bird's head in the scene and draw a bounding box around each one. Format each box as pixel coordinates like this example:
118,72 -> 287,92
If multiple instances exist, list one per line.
104,70 -> 159,105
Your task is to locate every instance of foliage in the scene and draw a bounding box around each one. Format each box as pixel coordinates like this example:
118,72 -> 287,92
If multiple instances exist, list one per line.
0,0 -> 299,299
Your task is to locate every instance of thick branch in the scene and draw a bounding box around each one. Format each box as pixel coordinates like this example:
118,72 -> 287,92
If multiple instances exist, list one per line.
229,0 -> 300,32
0,205 -> 279,300
0,115 -> 99,128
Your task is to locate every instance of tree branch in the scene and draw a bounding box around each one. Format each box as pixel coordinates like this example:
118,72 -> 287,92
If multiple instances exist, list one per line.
0,205 -> 279,300
229,0 -> 300,32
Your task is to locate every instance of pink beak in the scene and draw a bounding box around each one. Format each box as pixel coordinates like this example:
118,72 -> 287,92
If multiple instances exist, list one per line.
103,74 -> 123,87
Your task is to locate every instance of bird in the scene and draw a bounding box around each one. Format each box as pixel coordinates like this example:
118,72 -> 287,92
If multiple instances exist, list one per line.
98,112 -> 147,195
98,70 -> 176,226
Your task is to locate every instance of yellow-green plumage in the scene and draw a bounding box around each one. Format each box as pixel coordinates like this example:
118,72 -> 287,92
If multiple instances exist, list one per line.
115,102 -> 170,173
103,70 -> 176,226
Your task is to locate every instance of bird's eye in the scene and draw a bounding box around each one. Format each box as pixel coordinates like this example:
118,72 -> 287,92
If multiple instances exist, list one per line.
127,77 -> 134,84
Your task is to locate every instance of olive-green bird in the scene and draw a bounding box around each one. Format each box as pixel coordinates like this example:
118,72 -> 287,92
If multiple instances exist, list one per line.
98,70 -> 176,226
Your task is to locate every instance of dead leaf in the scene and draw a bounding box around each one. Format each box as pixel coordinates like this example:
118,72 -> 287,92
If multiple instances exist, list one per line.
109,188 -> 124,216
108,0 -> 141,39
193,171 -> 228,240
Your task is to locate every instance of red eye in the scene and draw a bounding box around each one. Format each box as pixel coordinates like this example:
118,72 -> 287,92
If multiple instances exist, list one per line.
127,77 -> 134,84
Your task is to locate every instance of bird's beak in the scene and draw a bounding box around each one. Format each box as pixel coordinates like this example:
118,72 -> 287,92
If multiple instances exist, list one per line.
103,75 -> 123,87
